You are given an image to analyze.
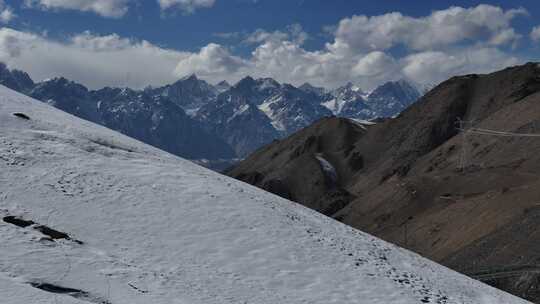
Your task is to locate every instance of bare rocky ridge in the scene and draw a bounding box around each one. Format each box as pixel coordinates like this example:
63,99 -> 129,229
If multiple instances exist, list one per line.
227,62 -> 540,302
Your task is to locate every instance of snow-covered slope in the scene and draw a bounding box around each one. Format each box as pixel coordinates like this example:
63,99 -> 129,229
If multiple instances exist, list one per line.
0,85 -> 528,304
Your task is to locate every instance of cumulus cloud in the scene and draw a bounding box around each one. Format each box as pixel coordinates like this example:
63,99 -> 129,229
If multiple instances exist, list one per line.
71,31 -> 133,51
489,28 -> 521,47
158,0 -> 215,14
23,0 -> 131,18
401,48 -> 520,85
174,43 -> 247,78
352,51 -> 397,79
531,26 -> 540,42
327,4 -> 526,55
249,40 -> 331,83
234,5 -> 527,89
228,5 -> 526,89
242,35 -> 521,90
249,4 -> 526,89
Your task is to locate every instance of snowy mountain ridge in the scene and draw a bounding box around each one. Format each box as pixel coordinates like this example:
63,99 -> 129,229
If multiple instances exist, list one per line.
0,64 -> 422,161
0,85 -> 529,304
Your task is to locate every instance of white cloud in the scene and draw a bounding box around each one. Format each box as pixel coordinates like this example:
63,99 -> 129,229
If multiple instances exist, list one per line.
250,4 -> 526,89
0,0 -> 14,23
158,0 -> 215,14
0,9 -> 14,24
531,26 -> 540,42
327,4 -> 527,54
352,51 -> 396,77
244,24 -> 309,45
71,31 -> 133,51
227,6 -> 525,89
244,29 -> 289,45
24,0 -> 131,18
0,27 -> 189,88
173,43 -> 247,79
243,37 -> 522,90
489,28 -> 521,47
401,48 -> 520,85
213,31 -> 244,40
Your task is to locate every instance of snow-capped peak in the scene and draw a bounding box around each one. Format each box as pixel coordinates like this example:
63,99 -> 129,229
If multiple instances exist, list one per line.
180,73 -> 199,82
258,77 -> 281,90
215,80 -> 232,92
299,83 -> 327,95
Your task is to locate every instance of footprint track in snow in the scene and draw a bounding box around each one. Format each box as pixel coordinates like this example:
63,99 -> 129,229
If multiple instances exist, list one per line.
272,200 -> 451,304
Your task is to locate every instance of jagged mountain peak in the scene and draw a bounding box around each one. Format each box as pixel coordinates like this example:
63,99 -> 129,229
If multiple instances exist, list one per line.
180,73 -> 199,81
281,83 -> 297,91
332,82 -> 364,96
257,77 -> 281,89
99,86 -> 141,98
0,63 -> 34,93
38,76 -> 80,87
235,75 -> 257,88
376,79 -> 416,91
215,80 -> 232,93
370,80 -> 419,97
154,73 -> 218,116
227,76 -> 283,106
42,76 -> 68,83
365,79 -> 421,118
33,77 -> 89,95
171,73 -> 215,91
343,81 -> 355,88
299,82 -> 326,95
331,85 -> 362,99
232,76 -> 282,91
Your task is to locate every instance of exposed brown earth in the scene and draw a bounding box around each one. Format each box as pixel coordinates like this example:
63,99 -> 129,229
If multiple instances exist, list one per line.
226,62 -> 540,302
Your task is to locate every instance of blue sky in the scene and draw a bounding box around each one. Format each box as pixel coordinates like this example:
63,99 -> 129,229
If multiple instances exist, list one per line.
0,0 -> 539,90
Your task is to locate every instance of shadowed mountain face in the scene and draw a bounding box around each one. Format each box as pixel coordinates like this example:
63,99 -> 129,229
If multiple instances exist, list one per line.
196,89 -> 280,157
227,62 -> 540,302
151,74 -> 218,116
366,80 -> 421,117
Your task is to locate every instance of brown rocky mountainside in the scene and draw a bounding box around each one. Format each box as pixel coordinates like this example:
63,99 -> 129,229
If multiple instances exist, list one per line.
226,62 -> 540,302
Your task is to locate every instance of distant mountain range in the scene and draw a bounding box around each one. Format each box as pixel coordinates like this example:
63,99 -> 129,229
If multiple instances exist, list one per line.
0,62 -> 422,165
